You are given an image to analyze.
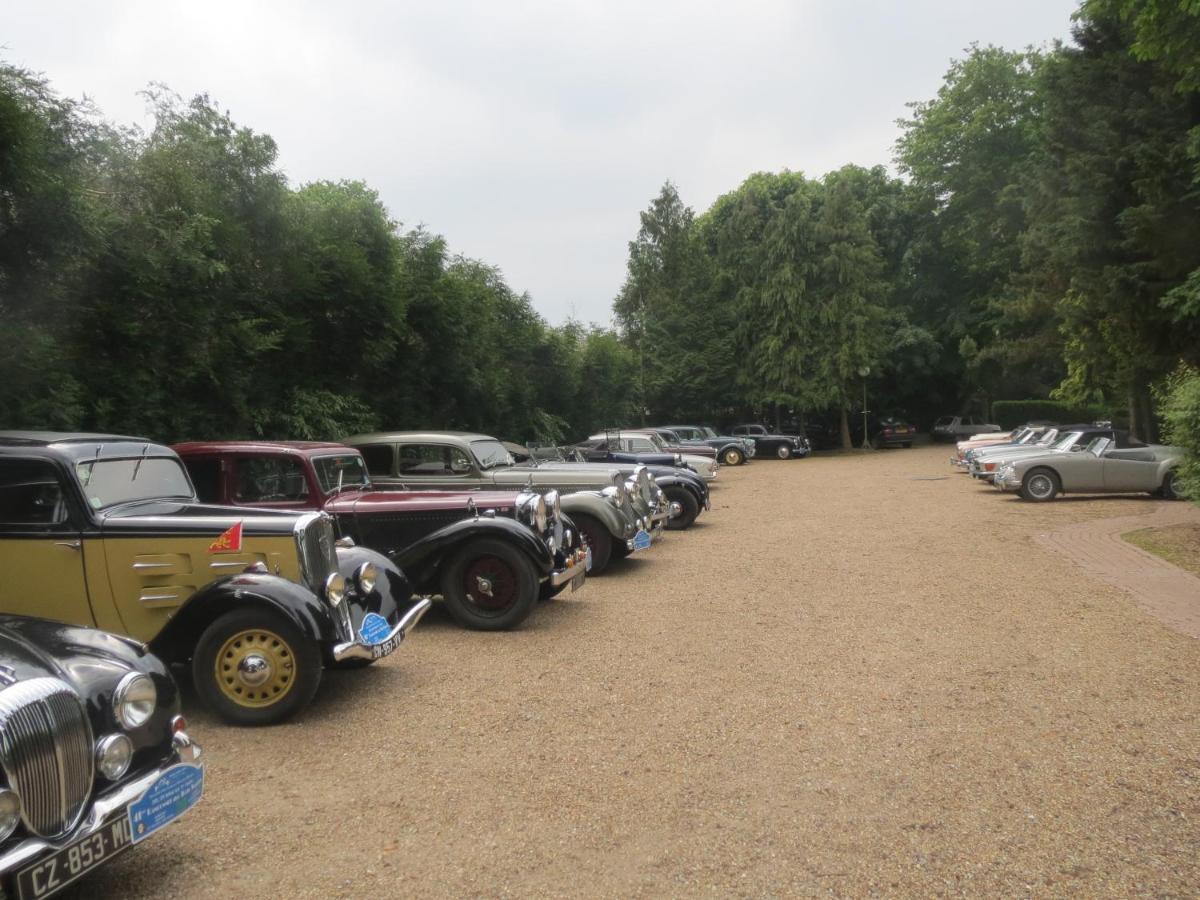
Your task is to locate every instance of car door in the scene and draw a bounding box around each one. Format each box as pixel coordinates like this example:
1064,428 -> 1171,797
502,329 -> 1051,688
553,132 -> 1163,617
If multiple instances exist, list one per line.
1102,448 -> 1159,491
394,442 -> 484,490
0,457 -> 95,627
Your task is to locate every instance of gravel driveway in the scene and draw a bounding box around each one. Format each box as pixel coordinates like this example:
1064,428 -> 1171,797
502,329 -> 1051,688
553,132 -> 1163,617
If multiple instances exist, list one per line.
78,446 -> 1200,897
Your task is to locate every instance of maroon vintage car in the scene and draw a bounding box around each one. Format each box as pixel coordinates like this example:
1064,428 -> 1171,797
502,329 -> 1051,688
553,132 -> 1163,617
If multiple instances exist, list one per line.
172,442 -> 587,631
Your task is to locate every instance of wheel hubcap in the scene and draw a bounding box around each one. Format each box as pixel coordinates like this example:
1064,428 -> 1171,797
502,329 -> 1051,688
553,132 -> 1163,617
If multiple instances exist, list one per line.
777,447 -> 788,458
215,629 -> 296,708
464,557 -> 518,613
1029,475 -> 1052,498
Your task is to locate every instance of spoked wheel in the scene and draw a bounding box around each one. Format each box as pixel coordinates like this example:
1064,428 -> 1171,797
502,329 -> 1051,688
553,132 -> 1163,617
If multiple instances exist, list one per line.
1162,469 -> 1185,500
775,444 -> 792,460
441,539 -> 538,630
722,447 -> 745,466
1019,468 -> 1060,502
193,608 -> 321,726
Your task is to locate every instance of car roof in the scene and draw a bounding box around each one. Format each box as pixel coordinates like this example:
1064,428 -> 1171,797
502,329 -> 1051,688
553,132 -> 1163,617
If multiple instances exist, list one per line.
0,432 -> 174,462
173,440 -> 352,458
343,431 -> 496,444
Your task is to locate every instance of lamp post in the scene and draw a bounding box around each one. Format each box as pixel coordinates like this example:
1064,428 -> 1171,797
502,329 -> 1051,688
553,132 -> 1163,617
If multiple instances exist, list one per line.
858,366 -> 872,450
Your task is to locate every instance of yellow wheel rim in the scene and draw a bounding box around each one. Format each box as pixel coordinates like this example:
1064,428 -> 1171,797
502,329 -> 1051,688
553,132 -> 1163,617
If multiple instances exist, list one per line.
214,628 -> 297,708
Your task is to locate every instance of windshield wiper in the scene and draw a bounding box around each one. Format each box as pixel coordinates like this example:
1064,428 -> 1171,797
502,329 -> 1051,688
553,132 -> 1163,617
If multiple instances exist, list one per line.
131,445 -> 150,481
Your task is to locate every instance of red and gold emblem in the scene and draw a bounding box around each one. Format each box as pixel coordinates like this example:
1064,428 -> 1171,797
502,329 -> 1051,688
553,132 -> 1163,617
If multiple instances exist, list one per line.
208,522 -> 243,554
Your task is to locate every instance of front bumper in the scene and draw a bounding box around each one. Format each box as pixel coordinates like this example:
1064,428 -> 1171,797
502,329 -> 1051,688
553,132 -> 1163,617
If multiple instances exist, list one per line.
0,733 -> 203,892
994,473 -> 1019,492
332,598 -> 431,662
548,547 -> 589,587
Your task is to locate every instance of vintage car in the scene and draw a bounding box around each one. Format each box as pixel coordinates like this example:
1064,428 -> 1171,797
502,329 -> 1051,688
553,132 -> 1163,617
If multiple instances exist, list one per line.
951,425 -> 1052,470
851,416 -> 918,449
343,432 -> 653,573
0,614 -> 202,897
994,435 -> 1185,501
931,415 -> 1002,442
966,425 -> 1115,479
629,429 -> 718,461
577,432 -> 719,481
658,425 -> 755,466
729,424 -> 811,459
173,441 -> 588,631
0,432 -> 431,725
509,443 -> 710,531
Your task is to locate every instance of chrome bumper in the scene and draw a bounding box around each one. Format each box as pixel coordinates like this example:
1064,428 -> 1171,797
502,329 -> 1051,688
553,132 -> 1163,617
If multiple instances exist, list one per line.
548,548 -> 589,587
0,733 -> 203,878
950,457 -> 969,468
995,474 -> 1019,492
332,598 -> 431,662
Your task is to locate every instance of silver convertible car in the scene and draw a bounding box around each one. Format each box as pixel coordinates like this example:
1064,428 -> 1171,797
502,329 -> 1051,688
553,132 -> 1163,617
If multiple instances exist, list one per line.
994,435 -> 1186,501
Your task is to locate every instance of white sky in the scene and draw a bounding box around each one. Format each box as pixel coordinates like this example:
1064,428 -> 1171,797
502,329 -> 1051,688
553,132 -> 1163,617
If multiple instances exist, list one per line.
4,1 -> 1079,325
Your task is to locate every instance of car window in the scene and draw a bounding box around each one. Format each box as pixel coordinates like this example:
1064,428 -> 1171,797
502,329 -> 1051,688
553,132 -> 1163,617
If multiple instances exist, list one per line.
398,444 -> 473,476
312,454 -> 370,493
470,440 -> 512,470
631,438 -> 655,452
1087,436 -> 1111,456
75,457 -> 193,510
0,459 -> 68,526
234,456 -> 309,503
357,444 -> 394,477
184,458 -> 221,503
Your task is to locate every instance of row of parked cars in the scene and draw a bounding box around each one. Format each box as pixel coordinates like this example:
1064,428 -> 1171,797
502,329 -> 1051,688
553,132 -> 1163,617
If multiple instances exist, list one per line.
0,420 -> 806,894
950,423 -> 1186,501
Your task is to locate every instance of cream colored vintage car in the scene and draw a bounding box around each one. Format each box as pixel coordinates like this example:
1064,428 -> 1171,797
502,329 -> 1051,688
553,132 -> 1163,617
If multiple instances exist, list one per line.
994,435 -> 1186,501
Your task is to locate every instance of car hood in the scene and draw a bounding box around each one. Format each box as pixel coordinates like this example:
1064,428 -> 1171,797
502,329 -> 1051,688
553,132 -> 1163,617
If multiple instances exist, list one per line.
326,489 -> 519,515
0,615 -> 150,689
973,442 -> 1055,460
99,499 -> 306,536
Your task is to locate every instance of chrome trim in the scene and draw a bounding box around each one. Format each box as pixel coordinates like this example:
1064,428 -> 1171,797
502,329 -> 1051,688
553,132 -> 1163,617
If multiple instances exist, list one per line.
208,560 -> 247,570
131,561 -> 172,570
331,599 -> 432,662
137,592 -> 180,608
547,551 -> 587,587
0,678 -> 94,839
112,672 -> 155,730
0,739 -> 202,878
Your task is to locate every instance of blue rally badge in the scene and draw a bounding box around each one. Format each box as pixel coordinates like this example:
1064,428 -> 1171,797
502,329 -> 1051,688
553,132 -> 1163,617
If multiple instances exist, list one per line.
128,763 -> 203,844
359,612 -> 391,645
633,530 -> 652,551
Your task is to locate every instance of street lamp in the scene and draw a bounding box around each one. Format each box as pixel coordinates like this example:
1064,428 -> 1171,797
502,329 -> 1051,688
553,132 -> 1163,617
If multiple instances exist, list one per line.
858,366 -> 872,450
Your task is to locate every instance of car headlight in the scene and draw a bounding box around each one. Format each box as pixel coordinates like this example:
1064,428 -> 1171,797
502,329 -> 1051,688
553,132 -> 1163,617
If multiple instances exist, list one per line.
532,494 -> 548,531
95,733 -> 134,780
0,789 -> 19,841
356,561 -> 378,594
325,572 -> 347,607
544,489 -> 561,521
113,672 -> 156,729
602,485 -> 621,505
673,453 -> 683,466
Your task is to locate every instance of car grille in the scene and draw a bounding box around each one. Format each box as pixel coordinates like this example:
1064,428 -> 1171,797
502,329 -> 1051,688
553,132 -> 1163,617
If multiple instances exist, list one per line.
0,678 -> 94,839
295,513 -> 338,596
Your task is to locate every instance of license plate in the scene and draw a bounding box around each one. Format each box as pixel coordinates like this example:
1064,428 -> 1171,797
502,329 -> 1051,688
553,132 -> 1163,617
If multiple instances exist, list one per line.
18,816 -> 133,898
570,571 -> 585,592
371,633 -> 401,659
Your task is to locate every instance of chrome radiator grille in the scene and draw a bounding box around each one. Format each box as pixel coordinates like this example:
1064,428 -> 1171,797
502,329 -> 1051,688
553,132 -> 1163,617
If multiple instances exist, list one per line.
0,678 -> 94,839
295,513 -> 338,596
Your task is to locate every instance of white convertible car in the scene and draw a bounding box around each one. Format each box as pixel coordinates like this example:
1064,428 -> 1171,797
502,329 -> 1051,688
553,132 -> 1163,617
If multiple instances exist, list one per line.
994,435 -> 1185,502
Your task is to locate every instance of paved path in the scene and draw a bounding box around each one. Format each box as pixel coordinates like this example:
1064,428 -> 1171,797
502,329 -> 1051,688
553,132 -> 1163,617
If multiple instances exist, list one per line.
1036,502 -> 1200,639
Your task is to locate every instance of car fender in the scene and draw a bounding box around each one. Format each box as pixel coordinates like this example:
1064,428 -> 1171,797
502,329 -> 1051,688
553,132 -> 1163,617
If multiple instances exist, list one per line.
561,492 -> 632,539
335,543 -> 414,633
652,472 -> 705,508
390,517 -> 553,593
149,573 -> 336,664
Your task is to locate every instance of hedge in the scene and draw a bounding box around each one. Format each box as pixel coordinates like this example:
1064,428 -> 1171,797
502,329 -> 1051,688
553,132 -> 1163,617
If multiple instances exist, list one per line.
990,400 -> 1125,430
1159,369 -> 1200,502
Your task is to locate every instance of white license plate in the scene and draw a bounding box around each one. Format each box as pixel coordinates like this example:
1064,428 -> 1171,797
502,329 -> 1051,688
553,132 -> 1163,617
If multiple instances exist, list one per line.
18,817 -> 132,898
371,634 -> 401,659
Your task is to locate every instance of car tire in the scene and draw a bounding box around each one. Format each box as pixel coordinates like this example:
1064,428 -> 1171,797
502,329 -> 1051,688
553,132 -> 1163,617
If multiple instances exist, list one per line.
1019,467 -> 1061,502
1162,469 -> 1184,501
663,486 -> 700,530
193,607 -> 322,726
722,446 -> 745,466
440,539 -> 539,630
570,513 -> 613,574
775,444 -> 793,460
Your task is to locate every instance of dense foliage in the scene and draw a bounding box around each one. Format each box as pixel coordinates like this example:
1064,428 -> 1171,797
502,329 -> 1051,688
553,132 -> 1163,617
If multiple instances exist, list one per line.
0,75 -> 635,443
1,0 -> 1199,484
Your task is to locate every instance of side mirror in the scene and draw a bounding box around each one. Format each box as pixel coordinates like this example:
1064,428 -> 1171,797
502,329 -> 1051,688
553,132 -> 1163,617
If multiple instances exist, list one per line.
450,459 -> 471,474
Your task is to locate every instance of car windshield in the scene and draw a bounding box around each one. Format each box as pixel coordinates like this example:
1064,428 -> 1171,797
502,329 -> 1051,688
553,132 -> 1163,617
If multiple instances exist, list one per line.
471,440 -> 514,470
1011,429 -> 1032,442
1035,429 -> 1059,445
1086,436 -> 1111,456
635,432 -> 667,451
702,427 -> 718,438
312,454 -> 370,493
1051,431 -> 1084,451
75,456 -> 194,510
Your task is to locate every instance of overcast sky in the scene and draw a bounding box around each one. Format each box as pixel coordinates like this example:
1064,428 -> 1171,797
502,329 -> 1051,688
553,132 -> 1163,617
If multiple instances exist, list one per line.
5,1 -> 1079,325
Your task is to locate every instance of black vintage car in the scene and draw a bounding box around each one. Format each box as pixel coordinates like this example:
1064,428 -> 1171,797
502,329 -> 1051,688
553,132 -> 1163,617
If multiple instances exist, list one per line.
0,433 -> 431,725
729,424 -> 811,459
0,614 -> 202,898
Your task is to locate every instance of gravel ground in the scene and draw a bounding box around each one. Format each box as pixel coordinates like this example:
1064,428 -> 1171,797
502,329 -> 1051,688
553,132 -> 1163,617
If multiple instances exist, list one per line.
76,445 -> 1200,897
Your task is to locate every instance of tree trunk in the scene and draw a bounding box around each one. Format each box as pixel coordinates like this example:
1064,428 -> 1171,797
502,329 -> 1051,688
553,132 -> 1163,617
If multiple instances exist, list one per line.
840,405 -> 853,450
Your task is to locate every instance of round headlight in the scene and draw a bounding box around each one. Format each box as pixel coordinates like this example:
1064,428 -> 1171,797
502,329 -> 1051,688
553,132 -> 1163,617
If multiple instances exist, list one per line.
533,495 -> 548,532
325,572 -> 347,606
95,733 -> 133,781
544,489 -> 562,520
356,561 -> 378,595
601,486 -> 621,505
0,788 -> 20,841
673,454 -> 683,466
113,672 -> 156,729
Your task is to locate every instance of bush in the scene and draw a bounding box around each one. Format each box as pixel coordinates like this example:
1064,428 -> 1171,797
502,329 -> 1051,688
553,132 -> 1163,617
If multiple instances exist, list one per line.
990,399 -> 1123,430
1159,368 -> 1200,502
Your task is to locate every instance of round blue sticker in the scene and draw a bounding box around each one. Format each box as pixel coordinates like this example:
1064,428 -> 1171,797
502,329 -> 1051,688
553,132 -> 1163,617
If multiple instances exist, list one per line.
359,613 -> 391,645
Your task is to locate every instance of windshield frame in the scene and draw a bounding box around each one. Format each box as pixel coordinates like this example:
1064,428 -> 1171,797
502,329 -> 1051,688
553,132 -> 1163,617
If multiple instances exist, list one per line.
311,453 -> 372,494
1050,431 -> 1084,452
74,455 -> 195,511
470,439 -> 514,470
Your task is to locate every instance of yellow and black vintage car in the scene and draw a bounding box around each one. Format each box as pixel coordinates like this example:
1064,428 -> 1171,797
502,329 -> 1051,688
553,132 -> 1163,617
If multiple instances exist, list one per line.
0,432 -> 431,725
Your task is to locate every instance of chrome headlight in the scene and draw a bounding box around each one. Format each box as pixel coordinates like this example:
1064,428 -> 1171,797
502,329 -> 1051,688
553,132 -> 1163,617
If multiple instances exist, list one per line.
0,789 -> 19,841
673,453 -> 683,466
96,733 -> 134,780
601,486 -> 621,506
355,561 -> 378,594
113,672 -> 156,729
544,489 -> 562,522
325,572 -> 347,607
